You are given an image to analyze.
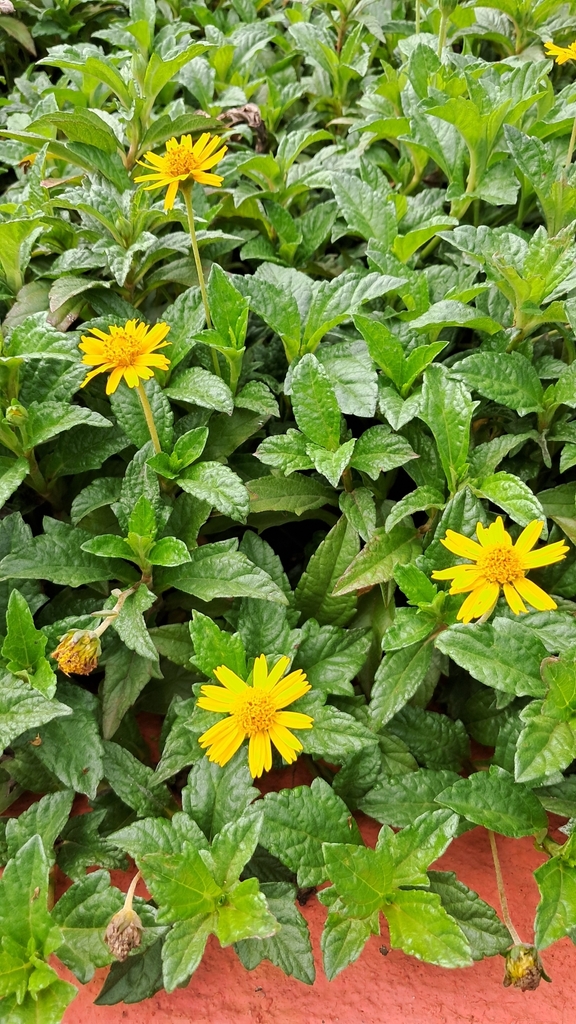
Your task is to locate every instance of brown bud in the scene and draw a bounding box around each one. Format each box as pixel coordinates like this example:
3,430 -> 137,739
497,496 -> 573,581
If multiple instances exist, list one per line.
104,907 -> 143,962
51,630 -> 101,676
503,945 -> 548,991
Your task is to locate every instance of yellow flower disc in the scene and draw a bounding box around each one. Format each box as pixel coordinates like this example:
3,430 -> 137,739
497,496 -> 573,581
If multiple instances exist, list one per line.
79,318 -> 170,394
197,654 -> 314,778
432,517 -> 569,624
134,132 -> 228,210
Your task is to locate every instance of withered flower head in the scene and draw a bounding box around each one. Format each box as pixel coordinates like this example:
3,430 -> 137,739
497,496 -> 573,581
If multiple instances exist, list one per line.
503,945 -> 548,991
104,906 -> 143,962
51,630 -> 101,676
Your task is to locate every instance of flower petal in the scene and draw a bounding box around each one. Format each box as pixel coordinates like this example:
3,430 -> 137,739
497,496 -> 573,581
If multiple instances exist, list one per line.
269,723 -> 300,763
275,710 -> 314,731
164,179 -> 179,211
252,653 -> 269,689
503,582 -> 527,616
213,665 -> 247,694
270,671 -> 310,708
514,576 -> 557,611
514,520 -> 544,556
265,655 -> 291,689
248,732 -> 271,778
198,684 -> 237,707
522,540 -> 569,568
105,366 -> 125,394
457,583 -> 499,623
199,715 -> 241,749
441,530 -> 484,561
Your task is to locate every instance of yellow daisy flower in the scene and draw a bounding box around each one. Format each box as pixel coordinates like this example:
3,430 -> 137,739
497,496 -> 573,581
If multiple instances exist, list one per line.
544,40 -> 576,64
79,318 -> 171,395
134,133 -> 227,211
432,517 -> 569,624
197,654 -> 314,778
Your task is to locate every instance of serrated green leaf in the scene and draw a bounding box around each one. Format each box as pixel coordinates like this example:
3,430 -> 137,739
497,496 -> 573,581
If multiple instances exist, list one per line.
436,766 -> 547,837
435,619 -> 547,698
385,889 -> 472,967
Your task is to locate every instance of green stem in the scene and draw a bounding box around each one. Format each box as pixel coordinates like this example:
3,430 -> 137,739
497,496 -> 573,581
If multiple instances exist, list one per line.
123,870 -> 141,912
182,184 -> 212,329
488,830 -> 523,945
565,112 -> 576,172
415,0 -> 421,32
136,384 -> 161,454
437,9 -> 449,57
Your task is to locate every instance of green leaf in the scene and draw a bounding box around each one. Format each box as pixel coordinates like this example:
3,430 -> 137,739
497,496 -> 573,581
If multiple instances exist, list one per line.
1,979 -> 77,1024
215,877 -> 279,946
419,365 -> 476,490
358,769 -> 461,827
0,519 -> 136,588
211,812 -> 263,888
331,172 -> 395,242
435,619 -> 547,698
31,109 -> 118,154
110,379 -> 173,452
181,753 -> 258,841
161,914 -> 212,992
178,462 -> 249,522
246,473 -> 336,515
33,682 -> 104,800
427,871 -> 511,960
295,516 -> 359,626
515,711 -> 576,784
306,438 -> 355,488
101,644 -> 155,740
534,856 -> 576,949
394,564 -> 438,606
51,871 -> 125,983
389,808 -> 460,887
473,472 -> 545,527
291,354 -> 341,451
0,836 -> 53,952
349,425 -> 417,479
156,540 -> 288,604
411,300 -> 501,335
332,525 -> 418,595
0,674 -> 71,753
164,368 -> 234,414
322,842 -> 394,917
260,779 -> 363,886
320,898 -> 378,979
103,741 -> 173,818
139,846 -> 222,924
387,706 -> 469,771
385,487 -> 445,533
0,458 -> 29,511
292,620 -> 370,696
95,938 -> 164,1005
436,766 -> 548,837
2,590 -> 54,696
385,889 -> 472,967
24,401 -> 111,449
57,810 -> 125,881
452,352 -> 544,414
235,881 -> 315,984
5,791 -> 73,863
370,642 -> 433,728
112,587 -> 160,667
301,703 -> 378,764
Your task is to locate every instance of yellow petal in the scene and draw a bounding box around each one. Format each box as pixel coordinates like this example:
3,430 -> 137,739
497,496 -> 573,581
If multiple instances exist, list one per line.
213,665 -> 247,694
441,530 -> 483,561
514,520 -> 544,555
448,568 -> 485,594
503,582 -> 527,616
275,710 -> 314,730
269,723 -> 300,763
248,732 -> 270,778
457,583 -> 499,623
265,655 -> 291,689
164,179 -> 179,211
270,671 -> 310,708
198,684 -> 237,707
485,517 -> 510,547
252,654 -> 269,689
199,715 -> 240,749
105,366 -> 125,394
432,566 -> 465,580
514,576 -> 557,611
522,540 -> 569,569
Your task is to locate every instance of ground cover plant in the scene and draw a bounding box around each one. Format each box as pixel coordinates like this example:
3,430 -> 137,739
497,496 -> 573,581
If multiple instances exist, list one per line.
3,0 -> 576,1017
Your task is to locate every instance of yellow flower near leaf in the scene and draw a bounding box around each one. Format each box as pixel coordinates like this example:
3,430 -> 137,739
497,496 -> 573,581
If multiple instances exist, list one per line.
432,517 -> 568,624
79,319 -> 170,394
544,40 -> 576,64
197,654 -> 314,778
134,133 -> 227,211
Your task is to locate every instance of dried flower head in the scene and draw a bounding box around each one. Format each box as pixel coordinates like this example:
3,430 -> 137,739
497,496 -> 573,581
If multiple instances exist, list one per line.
104,906 -> 143,962
503,945 -> 548,991
51,630 -> 101,676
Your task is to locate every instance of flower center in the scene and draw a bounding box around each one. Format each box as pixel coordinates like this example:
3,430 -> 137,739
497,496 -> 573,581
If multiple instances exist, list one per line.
477,545 -> 524,585
101,328 -> 144,367
235,689 -> 277,736
164,145 -> 200,178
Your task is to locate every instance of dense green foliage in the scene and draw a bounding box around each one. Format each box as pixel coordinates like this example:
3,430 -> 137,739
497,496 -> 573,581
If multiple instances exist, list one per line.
2,0 -> 576,1016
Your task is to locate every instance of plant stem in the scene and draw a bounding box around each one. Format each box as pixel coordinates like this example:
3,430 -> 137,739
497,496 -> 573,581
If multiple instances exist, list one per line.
136,384 -> 161,454
415,0 -> 421,32
124,870 -> 141,912
437,9 -> 449,57
182,184 -> 212,329
565,112 -> 576,171
488,830 -> 523,945
93,585 -> 138,638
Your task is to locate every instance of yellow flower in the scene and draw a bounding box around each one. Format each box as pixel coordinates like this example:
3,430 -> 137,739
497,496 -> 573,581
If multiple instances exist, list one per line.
51,629 -> 101,675
197,654 -> 314,778
134,133 -> 227,211
544,40 -> 576,64
431,517 -> 568,624
79,318 -> 170,395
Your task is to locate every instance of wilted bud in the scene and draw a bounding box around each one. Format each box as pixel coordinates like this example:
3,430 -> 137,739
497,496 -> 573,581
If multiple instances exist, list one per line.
51,630 -> 101,676
18,153 -> 37,174
503,945 -> 548,991
0,1 -> 16,13
104,906 -> 143,962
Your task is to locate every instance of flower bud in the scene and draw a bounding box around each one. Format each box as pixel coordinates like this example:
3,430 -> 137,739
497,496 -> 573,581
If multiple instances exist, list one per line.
104,907 -> 143,962
503,945 -> 547,991
5,401 -> 28,426
51,630 -> 101,676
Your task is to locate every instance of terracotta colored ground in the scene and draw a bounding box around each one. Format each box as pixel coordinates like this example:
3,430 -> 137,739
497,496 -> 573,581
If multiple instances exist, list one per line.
57,811 -> 576,1024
